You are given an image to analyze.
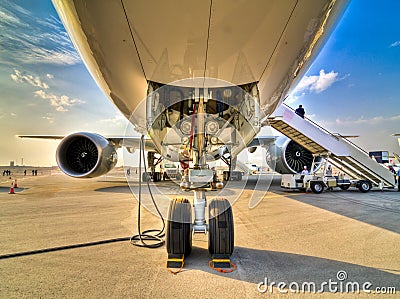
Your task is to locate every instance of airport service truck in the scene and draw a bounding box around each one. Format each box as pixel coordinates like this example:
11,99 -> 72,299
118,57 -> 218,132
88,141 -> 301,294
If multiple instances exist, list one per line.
281,173 -> 373,193
162,163 -> 181,180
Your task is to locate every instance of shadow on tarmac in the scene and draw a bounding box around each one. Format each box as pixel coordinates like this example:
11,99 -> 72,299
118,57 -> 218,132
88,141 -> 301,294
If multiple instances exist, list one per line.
1,239 -> 398,292
185,246 -> 400,292
285,190 -> 400,234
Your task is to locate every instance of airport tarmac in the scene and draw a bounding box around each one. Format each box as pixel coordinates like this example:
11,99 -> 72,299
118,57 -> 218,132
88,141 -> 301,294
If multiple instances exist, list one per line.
0,172 -> 399,298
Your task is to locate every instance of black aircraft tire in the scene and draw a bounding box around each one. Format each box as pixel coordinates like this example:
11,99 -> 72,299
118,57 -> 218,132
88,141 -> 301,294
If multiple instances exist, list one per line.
153,172 -> 162,182
223,171 -> 230,181
208,199 -> 234,256
310,181 -> 324,194
166,198 -> 192,256
237,172 -> 243,181
142,172 -> 150,182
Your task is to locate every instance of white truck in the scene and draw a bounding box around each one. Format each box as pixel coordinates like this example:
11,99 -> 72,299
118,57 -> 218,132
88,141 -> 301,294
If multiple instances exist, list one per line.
162,163 -> 181,180
280,173 -> 373,193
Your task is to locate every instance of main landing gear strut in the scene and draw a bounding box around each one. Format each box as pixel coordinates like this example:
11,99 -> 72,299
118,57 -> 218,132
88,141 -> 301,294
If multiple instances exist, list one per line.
166,88 -> 235,272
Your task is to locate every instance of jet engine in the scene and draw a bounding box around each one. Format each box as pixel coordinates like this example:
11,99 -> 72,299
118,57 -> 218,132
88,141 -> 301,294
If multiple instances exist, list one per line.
56,132 -> 117,178
266,136 -> 321,174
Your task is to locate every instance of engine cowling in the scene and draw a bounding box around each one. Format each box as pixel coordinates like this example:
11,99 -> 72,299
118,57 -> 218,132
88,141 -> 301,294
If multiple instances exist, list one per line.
266,136 -> 321,174
56,132 -> 117,178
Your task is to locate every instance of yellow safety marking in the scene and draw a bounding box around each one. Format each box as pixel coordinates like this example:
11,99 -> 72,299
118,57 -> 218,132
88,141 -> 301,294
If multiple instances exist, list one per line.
167,258 -> 184,262
212,259 -> 231,263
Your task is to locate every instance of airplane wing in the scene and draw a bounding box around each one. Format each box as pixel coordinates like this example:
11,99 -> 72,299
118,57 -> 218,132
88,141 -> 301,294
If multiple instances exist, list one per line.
18,135 -> 64,139
18,134 -> 275,153
18,135 -> 157,152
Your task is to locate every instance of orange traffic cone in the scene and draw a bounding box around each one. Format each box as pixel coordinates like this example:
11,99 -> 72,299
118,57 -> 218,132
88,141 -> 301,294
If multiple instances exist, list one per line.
9,182 -> 15,194
14,179 -> 18,188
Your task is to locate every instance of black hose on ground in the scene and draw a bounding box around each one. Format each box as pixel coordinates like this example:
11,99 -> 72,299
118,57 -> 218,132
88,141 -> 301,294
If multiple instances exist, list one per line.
130,135 -> 165,248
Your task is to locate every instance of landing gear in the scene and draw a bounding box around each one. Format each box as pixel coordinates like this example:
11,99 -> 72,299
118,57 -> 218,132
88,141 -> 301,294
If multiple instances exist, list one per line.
223,170 -> 242,181
142,172 -> 150,182
166,198 -> 192,268
208,199 -> 234,256
166,196 -> 235,270
164,87 -> 236,271
221,155 -> 242,181
146,152 -> 164,182
152,172 -> 162,182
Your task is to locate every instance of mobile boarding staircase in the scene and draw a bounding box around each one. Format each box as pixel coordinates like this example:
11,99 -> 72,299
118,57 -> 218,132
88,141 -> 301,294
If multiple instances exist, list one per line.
268,104 -> 397,190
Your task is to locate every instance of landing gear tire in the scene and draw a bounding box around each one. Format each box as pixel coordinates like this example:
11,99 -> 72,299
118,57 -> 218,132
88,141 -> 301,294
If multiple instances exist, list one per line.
358,180 -> 371,193
339,184 -> 350,190
142,172 -> 150,182
153,172 -> 162,182
208,199 -> 234,256
236,172 -> 243,181
166,198 -> 192,256
310,181 -> 324,194
223,171 -> 230,181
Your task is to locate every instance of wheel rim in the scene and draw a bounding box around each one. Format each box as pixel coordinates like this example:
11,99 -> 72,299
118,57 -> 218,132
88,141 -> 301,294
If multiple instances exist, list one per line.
315,183 -> 322,192
362,182 -> 369,190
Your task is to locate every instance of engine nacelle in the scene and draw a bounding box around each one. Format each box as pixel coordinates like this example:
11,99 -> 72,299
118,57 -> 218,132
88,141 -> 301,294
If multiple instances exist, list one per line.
266,136 -> 321,174
56,132 -> 117,178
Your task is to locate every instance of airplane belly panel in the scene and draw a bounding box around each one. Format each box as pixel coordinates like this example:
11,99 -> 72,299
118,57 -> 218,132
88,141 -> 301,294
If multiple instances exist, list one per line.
53,0 -> 348,124
205,0 -> 297,85
122,1 -> 211,84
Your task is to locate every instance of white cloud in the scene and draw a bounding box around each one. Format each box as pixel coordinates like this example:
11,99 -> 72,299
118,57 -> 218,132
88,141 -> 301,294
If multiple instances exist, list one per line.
295,69 -> 340,94
11,69 -> 49,89
0,5 -> 25,27
286,69 -> 346,104
34,89 -> 85,112
0,111 -> 17,119
285,93 -> 304,104
42,113 -> 55,124
10,68 -> 86,112
23,47 -> 81,65
0,1 -> 81,66
98,114 -> 127,125
390,41 -> 400,47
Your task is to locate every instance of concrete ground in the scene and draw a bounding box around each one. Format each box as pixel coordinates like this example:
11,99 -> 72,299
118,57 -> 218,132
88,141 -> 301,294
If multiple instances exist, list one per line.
0,172 -> 399,298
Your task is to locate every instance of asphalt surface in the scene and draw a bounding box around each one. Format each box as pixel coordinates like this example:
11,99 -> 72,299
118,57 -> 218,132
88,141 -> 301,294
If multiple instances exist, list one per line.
0,172 -> 399,298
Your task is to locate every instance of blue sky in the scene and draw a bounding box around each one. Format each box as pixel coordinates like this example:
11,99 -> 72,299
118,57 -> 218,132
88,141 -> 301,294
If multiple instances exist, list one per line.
0,0 -> 399,166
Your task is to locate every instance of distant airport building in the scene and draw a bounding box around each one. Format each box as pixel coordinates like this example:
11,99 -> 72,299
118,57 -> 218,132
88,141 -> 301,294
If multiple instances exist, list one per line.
10,161 -> 14,167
